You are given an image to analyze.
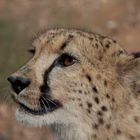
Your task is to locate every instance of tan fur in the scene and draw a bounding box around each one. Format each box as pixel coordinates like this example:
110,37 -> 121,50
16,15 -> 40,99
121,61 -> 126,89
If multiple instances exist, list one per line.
10,28 -> 140,140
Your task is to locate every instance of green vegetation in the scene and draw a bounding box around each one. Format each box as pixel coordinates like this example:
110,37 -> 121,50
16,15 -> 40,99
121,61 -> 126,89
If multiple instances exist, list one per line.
0,19 -> 30,95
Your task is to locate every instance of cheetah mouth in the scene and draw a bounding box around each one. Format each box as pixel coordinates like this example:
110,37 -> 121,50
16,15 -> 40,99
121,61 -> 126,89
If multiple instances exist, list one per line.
18,102 -> 50,115
11,95 -> 62,116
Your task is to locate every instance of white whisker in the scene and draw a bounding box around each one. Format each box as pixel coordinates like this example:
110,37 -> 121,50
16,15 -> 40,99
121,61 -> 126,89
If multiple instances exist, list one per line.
41,96 -> 51,111
45,97 -> 58,107
40,98 -> 47,112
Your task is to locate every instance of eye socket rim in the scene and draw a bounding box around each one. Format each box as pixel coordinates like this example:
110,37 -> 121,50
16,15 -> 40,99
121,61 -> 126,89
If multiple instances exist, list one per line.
58,53 -> 78,67
28,48 -> 36,54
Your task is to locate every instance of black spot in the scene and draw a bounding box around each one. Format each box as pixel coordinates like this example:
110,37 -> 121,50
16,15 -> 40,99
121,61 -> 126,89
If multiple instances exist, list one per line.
93,123 -> 98,129
116,129 -> 122,135
68,34 -> 74,38
106,94 -> 110,99
134,116 -> 139,123
104,80 -> 107,86
101,106 -> 108,112
78,90 -> 82,94
117,50 -> 124,56
100,41 -> 103,46
112,98 -> 115,102
92,86 -> 98,93
113,40 -> 117,43
87,109 -> 91,114
84,91 -> 88,95
98,118 -> 104,125
86,74 -> 92,82
95,43 -> 98,48
97,110 -> 103,116
94,97 -> 100,104
79,103 -> 83,107
105,44 -> 110,48
87,102 -> 92,108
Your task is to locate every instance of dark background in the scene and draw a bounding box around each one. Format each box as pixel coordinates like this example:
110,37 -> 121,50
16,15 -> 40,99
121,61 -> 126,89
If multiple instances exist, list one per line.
0,0 -> 139,140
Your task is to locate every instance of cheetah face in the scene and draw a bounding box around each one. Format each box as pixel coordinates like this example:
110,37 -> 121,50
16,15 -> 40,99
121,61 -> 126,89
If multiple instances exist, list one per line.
8,29 -> 138,128
7,29 -> 93,126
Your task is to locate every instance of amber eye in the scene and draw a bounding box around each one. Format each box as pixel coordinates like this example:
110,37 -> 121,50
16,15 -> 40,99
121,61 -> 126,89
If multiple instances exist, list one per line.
59,53 -> 77,67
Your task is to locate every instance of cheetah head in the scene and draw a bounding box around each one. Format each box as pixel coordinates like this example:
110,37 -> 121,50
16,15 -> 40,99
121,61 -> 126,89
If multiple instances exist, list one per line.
8,28 -> 140,129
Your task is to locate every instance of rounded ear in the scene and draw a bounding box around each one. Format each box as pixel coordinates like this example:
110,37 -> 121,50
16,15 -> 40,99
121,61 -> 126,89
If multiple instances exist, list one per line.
132,52 -> 140,59
118,53 -> 140,96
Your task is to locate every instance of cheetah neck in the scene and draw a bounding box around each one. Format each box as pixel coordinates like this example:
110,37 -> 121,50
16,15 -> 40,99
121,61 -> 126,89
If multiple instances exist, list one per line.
49,122 -> 89,140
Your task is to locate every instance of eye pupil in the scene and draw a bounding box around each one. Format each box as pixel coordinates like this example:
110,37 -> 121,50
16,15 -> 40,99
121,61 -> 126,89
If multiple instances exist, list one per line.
59,53 -> 77,67
64,57 -> 73,66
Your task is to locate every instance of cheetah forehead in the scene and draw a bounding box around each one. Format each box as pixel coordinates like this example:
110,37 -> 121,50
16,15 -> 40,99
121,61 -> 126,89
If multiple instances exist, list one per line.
32,28 -> 125,55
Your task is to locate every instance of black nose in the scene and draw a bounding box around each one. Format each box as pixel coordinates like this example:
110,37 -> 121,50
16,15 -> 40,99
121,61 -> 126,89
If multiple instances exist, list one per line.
7,76 -> 31,95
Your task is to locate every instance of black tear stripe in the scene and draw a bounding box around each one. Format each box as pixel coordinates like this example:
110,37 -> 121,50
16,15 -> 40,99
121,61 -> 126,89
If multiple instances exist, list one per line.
132,52 -> 140,59
40,61 -> 56,93
39,60 -> 62,114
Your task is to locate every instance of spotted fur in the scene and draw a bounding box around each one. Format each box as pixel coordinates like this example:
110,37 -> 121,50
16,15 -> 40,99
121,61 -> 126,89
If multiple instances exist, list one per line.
9,28 -> 140,140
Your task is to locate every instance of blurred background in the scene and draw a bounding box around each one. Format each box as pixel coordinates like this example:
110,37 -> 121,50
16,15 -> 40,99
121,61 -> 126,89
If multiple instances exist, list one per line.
0,0 -> 139,140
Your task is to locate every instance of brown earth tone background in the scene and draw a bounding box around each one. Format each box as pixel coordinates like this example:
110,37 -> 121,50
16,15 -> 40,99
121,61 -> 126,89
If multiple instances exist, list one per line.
0,0 -> 139,140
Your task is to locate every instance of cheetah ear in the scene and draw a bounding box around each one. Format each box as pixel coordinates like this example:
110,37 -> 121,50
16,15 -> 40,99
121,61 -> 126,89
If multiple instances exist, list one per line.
132,52 -> 140,59
118,52 -> 140,96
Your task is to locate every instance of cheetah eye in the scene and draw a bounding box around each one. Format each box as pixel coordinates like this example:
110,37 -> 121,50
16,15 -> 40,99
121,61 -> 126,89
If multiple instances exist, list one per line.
28,48 -> 35,54
58,53 -> 77,67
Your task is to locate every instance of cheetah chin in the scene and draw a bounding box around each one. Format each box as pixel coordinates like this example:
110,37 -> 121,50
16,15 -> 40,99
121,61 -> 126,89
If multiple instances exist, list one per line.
15,107 -> 72,127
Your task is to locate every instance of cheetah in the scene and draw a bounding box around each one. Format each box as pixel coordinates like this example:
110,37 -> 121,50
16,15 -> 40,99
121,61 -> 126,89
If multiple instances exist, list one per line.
8,28 -> 140,140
